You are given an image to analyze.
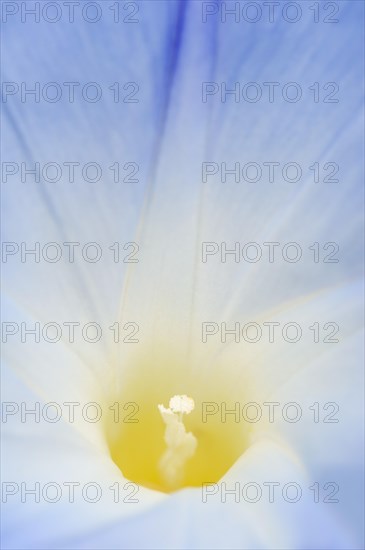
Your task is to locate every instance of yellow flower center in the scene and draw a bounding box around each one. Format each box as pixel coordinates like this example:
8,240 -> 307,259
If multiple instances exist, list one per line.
103,347 -> 253,493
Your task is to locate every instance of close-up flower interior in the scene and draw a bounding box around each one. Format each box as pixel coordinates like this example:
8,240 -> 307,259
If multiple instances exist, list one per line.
1,1 -> 364,549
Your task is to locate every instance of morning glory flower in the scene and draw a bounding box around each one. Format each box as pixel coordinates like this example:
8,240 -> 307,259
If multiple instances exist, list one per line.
1,1 -> 363,549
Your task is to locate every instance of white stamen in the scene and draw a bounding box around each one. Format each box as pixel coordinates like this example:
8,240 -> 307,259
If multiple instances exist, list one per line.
158,395 -> 197,488
169,394 -> 195,415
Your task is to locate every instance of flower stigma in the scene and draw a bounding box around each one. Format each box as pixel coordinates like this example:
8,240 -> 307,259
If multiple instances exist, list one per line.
158,395 -> 197,489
